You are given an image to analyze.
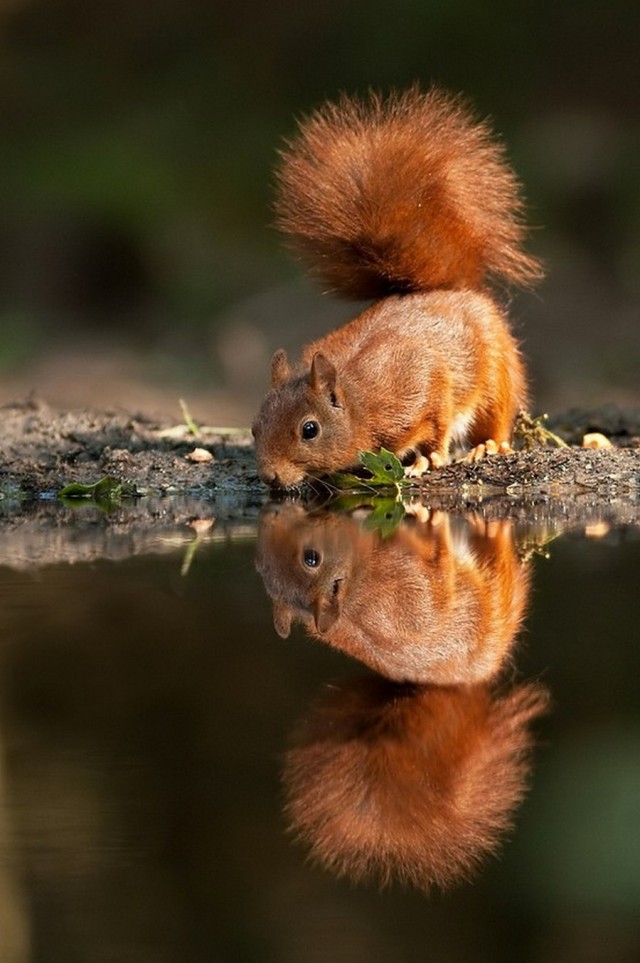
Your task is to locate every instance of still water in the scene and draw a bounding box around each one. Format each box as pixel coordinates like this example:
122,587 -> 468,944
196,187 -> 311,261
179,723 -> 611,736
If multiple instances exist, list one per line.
0,497 -> 638,963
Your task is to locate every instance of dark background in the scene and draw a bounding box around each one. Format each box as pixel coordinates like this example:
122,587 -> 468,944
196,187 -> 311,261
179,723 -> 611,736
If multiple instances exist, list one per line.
0,0 -> 638,422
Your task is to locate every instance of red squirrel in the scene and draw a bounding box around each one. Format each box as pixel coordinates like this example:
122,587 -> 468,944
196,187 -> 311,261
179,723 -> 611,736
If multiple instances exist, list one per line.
252,86 -> 542,487
255,503 -> 531,685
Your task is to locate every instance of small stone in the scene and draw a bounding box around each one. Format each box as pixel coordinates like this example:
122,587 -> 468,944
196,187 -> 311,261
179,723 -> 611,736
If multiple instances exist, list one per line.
185,448 -> 214,463
582,432 -> 613,450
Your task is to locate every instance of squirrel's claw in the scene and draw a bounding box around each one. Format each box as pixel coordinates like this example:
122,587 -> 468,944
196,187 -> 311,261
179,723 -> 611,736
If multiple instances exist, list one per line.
404,452 -> 446,478
463,439 -> 513,464
404,456 -> 430,479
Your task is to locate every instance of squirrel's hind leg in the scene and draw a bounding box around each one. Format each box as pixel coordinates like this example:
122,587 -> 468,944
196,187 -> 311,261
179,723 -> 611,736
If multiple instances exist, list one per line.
400,389 -> 454,478
462,406 -> 518,463
463,439 -> 513,463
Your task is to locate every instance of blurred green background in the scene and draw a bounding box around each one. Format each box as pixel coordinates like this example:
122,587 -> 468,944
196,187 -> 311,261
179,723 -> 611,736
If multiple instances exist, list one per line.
0,0 -> 638,424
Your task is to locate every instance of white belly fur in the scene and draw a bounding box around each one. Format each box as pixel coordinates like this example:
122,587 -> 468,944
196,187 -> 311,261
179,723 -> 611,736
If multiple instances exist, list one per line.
450,410 -> 474,446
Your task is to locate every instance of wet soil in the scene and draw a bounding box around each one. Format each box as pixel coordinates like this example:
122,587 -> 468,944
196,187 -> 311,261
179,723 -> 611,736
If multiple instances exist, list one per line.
1,397 -> 639,534
0,397 -> 258,500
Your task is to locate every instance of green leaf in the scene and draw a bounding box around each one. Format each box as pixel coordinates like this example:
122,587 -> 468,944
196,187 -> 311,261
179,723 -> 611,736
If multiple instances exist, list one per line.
358,448 -> 405,483
330,448 -> 406,492
57,476 -> 138,507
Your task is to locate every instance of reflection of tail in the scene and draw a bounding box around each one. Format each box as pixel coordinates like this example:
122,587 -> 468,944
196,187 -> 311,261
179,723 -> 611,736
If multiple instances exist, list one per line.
283,676 -> 548,890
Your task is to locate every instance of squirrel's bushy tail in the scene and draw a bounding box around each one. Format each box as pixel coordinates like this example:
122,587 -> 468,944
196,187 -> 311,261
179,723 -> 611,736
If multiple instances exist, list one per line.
275,86 -> 542,299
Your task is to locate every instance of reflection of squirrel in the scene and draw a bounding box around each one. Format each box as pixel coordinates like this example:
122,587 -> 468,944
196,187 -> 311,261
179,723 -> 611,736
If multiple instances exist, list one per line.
253,86 -> 542,488
255,504 -> 530,685
283,676 -> 548,890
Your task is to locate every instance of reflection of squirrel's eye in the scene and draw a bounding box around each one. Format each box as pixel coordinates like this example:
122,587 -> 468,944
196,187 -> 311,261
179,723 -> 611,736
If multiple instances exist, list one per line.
303,548 -> 321,567
301,420 -> 319,440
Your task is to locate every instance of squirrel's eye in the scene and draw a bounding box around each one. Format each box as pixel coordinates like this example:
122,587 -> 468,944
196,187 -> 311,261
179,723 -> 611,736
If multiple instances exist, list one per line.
301,420 -> 319,441
303,548 -> 321,568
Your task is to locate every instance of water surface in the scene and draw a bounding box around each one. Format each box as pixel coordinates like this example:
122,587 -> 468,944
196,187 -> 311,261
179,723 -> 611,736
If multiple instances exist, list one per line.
0,498 -> 638,963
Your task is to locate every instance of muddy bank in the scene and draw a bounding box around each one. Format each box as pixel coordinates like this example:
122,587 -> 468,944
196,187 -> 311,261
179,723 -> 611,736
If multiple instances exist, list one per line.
1,397 -> 639,516
0,397 -> 258,500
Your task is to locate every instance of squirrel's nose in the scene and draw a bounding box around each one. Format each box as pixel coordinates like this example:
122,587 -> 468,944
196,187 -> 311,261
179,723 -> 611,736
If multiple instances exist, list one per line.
258,466 -> 280,486
257,458 -> 302,488
260,470 -> 277,485
259,468 -> 299,489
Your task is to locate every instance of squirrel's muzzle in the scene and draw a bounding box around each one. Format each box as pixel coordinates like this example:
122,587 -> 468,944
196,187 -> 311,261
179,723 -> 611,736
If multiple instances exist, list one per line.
256,459 -> 304,490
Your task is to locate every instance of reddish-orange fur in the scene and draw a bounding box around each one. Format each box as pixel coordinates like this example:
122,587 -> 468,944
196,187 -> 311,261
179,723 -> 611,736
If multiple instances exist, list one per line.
259,505 -> 549,888
255,504 -> 530,684
276,86 -> 541,296
283,676 -> 548,890
252,86 -> 542,488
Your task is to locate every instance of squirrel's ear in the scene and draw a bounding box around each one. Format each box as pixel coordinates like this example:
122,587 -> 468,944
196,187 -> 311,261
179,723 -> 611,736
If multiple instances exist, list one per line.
271,349 -> 290,387
313,591 -> 342,634
273,599 -> 293,639
310,352 -> 342,406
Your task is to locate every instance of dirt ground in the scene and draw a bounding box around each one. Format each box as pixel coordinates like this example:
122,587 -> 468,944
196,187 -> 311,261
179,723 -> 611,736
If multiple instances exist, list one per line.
1,396 -> 639,531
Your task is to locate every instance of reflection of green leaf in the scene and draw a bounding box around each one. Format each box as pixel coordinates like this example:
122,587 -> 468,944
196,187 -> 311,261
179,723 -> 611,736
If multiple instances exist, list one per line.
58,476 -> 138,509
332,448 -> 406,492
327,492 -> 374,512
325,493 -> 405,537
361,498 -> 406,537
